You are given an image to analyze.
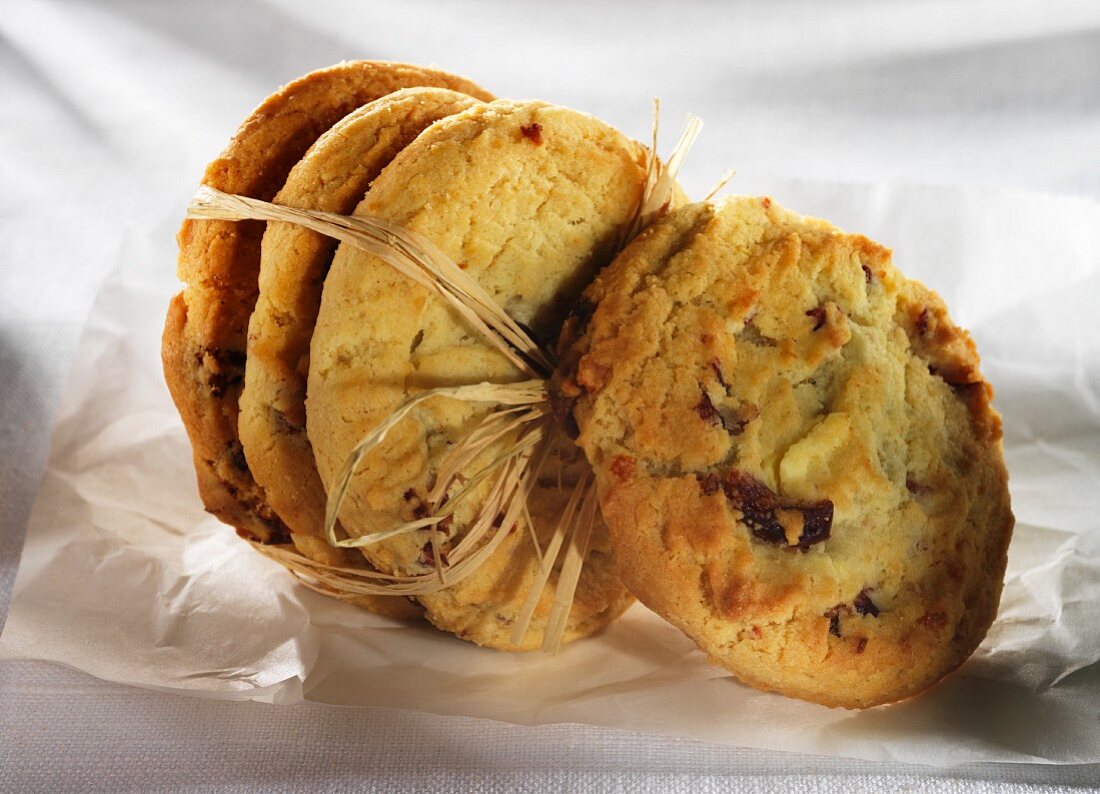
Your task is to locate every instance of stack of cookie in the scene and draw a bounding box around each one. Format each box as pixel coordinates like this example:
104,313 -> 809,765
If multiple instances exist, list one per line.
164,61 -> 1013,708
164,61 -> 640,648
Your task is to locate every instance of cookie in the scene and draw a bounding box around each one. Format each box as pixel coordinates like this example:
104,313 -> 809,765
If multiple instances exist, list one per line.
552,197 -> 1013,707
238,87 -> 481,609
162,61 -> 493,547
307,100 -> 645,649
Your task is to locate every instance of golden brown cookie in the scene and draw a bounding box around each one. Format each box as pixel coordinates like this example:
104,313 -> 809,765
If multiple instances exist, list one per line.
162,62 -> 493,547
308,100 -> 645,649
552,197 -> 1014,707
238,87 -> 482,619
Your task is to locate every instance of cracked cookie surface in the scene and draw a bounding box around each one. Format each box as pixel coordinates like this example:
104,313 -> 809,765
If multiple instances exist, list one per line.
162,61 -> 492,547
238,88 -> 482,619
552,198 -> 1013,707
307,100 -> 644,649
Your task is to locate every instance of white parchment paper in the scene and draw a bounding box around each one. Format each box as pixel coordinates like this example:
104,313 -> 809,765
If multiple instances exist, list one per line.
3,180 -> 1098,766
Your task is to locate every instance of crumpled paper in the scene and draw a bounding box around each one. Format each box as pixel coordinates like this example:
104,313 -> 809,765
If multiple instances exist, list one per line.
2,179 -> 1098,766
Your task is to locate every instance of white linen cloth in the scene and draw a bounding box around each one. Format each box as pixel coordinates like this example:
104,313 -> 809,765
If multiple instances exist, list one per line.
2,1 -> 1099,791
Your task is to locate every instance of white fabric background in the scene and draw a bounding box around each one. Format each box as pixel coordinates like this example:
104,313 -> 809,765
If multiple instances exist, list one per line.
1,0 -> 1098,791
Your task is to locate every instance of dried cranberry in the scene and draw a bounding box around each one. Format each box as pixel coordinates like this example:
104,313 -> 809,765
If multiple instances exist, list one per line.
418,542 -> 449,568
519,122 -> 543,144
797,503 -> 833,548
722,470 -> 780,535
610,454 -> 636,480
710,359 -> 729,389
696,389 -> 722,425
697,388 -> 756,436
905,477 -> 931,497
697,472 -> 722,496
723,470 -> 833,549
853,589 -> 879,617
806,306 -> 827,331
724,403 -> 759,436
